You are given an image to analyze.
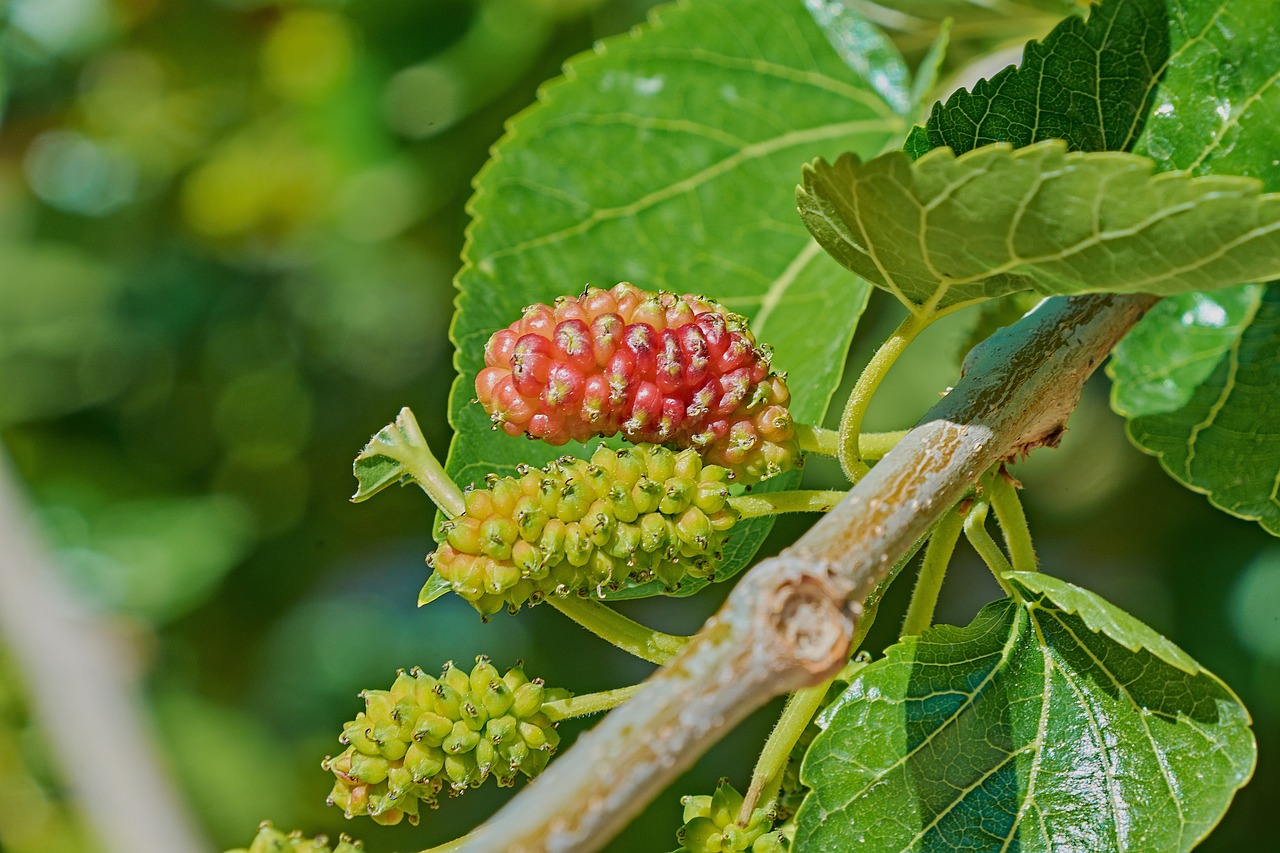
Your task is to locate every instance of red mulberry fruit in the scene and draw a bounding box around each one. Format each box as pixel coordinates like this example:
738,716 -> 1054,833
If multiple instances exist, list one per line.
323,658 -> 568,826
427,443 -> 739,617
476,284 -> 798,483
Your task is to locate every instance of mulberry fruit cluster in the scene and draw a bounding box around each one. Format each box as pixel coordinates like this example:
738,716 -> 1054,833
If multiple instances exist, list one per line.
323,658 -> 565,826
430,443 -> 738,617
229,823 -> 362,853
476,283 -> 798,483
676,781 -> 788,853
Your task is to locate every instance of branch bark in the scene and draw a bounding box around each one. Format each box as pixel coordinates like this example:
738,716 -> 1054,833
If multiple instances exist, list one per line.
456,292 -> 1158,853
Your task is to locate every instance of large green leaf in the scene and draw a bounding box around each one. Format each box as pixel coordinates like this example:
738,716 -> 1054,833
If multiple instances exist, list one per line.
447,0 -> 909,596
1101,0 -> 1280,534
1109,284 -> 1264,417
796,573 -> 1255,852
904,0 -> 1169,159
1120,285 -> 1280,535
798,140 -> 1280,314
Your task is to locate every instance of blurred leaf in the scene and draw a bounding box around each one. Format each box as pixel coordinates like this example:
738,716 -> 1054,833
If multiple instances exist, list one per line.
844,0 -> 1082,61
797,574 -> 1255,852
449,0 -> 911,595
803,0 -> 911,114
0,244 -> 140,426
904,0 -> 1169,159
799,141 -> 1280,314
43,494 -> 256,623
1120,285 -> 1280,536
1105,0 -> 1280,534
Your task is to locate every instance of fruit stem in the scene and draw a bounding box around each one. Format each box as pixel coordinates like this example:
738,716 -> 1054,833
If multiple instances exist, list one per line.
901,504 -> 965,637
542,685 -> 640,722
963,498 -> 1014,592
837,312 -> 934,482
739,682 -> 827,821
728,490 -> 847,519
796,425 -> 907,461
546,597 -> 689,665
988,470 -> 1037,573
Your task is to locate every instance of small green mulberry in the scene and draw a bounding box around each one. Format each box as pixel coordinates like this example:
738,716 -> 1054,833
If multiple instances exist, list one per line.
227,822 -> 362,853
675,781 -> 788,853
476,283 -> 798,483
323,657 -> 567,826
429,443 -> 740,617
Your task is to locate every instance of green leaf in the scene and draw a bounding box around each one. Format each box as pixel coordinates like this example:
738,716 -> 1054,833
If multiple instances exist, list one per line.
1004,570 -> 1201,674
844,0 -> 1081,64
803,0 -> 911,115
1109,284 -> 1264,417
1121,285 -> 1280,536
1104,0 -> 1280,534
418,572 -> 452,607
797,583 -> 1255,852
352,407 -> 463,517
448,0 -> 909,595
798,140 -> 1280,314
904,0 -> 1170,159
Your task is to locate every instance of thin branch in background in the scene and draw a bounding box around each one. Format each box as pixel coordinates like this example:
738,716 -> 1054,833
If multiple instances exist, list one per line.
0,452 -> 206,853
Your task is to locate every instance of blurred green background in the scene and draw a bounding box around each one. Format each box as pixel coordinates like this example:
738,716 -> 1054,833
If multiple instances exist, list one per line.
0,1 -> 1275,851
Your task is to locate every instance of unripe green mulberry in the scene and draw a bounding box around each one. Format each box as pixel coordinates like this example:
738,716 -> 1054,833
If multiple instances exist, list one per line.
476,284 -> 798,483
429,444 -> 740,617
676,781 -> 788,853
323,658 -> 567,826
228,822 -> 362,853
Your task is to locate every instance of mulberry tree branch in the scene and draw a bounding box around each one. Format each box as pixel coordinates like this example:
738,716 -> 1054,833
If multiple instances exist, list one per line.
456,292 -> 1158,853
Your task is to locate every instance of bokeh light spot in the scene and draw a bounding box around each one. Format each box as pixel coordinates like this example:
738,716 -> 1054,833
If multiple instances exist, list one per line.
1230,548 -> 1280,662
262,9 -> 354,102
24,130 -> 137,215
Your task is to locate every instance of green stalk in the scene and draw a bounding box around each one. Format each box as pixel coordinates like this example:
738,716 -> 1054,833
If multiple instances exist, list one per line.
739,683 -> 828,820
988,472 -> 1037,573
838,312 -> 934,482
797,425 -> 907,461
901,506 -> 965,637
963,499 -> 1014,594
546,597 -> 688,665
354,407 -> 465,517
542,685 -> 640,722
729,490 -> 847,519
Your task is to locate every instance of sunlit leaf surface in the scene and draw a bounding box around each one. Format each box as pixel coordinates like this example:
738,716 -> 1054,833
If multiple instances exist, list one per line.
796,573 -> 1255,852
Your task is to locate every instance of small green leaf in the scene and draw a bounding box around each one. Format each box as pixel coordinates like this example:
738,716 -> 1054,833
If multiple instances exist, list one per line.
1122,284 -> 1280,536
353,407 -> 463,516
798,140 -> 1280,314
904,0 -> 1170,159
797,586 -> 1255,852
418,572 -> 452,607
449,0 -> 909,595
